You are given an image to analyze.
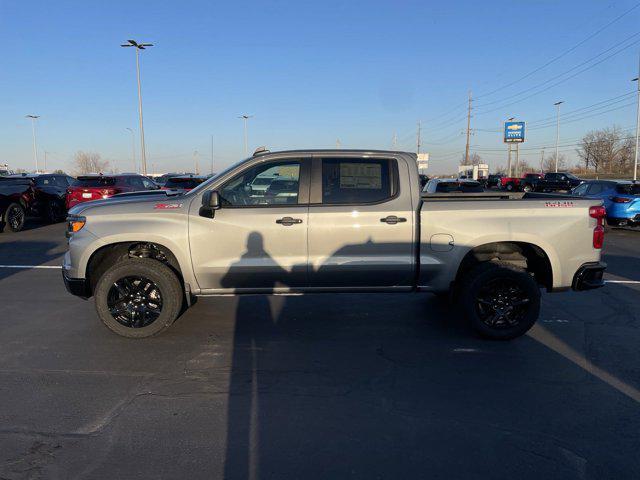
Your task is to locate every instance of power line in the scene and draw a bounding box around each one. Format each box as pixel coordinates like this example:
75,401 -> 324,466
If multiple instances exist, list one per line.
474,32 -> 640,115
474,2 -> 640,100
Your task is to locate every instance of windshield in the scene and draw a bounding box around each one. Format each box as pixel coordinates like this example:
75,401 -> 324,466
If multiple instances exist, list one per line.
616,183 -> 640,195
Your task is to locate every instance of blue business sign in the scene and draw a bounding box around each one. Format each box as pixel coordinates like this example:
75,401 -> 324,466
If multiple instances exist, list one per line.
504,121 -> 525,143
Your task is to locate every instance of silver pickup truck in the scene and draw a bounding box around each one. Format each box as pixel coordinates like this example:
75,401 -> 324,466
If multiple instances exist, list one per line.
62,149 -> 606,340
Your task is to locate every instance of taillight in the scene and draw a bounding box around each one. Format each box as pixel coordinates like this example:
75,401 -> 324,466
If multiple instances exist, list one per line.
610,196 -> 632,203
100,188 -> 120,198
589,205 -> 606,249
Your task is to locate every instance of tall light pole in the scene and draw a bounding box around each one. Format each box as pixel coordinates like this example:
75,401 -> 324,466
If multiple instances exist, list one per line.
554,101 -> 564,173
121,39 -> 153,175
238,114 -> 253,156
632,53 -> 640,181
211,135 -> 219,175
25,115 -> 40,172
125,127 -> 136,173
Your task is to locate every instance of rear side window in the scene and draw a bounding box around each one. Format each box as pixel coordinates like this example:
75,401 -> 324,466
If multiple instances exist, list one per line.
321,158 -> 394,204
587,183 -> 604,195
72,177 -> 116,187
616,184 -> 640,195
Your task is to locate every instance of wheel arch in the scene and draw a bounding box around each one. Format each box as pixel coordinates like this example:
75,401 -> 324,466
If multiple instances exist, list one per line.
85,241 -> 185,296
454,241 -> 554,291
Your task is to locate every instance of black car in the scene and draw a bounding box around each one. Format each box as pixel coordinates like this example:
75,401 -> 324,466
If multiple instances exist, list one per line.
528,172 -> 583,192
485,173 -> 505,188
7,173 -> 74,222
0,178 -> 33,232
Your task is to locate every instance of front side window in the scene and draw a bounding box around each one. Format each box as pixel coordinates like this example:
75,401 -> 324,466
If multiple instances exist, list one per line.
321,158 -> 393,204
572,183 -> 588,196
219,161 -> 301,206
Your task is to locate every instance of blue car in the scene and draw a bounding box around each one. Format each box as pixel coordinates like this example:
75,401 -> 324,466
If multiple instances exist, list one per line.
572,180 -> 640,226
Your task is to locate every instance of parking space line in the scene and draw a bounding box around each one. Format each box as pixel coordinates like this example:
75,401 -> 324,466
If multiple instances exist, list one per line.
0,265 -> 61,269
605,280 -> 640,284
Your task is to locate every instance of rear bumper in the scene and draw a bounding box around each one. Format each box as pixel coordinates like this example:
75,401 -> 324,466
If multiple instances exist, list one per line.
62,269 -> 90,298
572,262 -> 606,291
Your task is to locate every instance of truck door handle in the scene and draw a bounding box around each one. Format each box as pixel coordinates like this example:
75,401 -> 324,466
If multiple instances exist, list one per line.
380,215 -> 407,225
275,217 -> 303,226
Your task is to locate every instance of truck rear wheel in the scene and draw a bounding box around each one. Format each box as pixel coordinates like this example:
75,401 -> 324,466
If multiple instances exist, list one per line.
458,261 -> 540,340
94,258 -> 184,338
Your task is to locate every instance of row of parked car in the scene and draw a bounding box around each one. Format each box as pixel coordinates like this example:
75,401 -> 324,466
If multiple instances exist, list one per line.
0,172 -> 210,233
423,173 -> 639,228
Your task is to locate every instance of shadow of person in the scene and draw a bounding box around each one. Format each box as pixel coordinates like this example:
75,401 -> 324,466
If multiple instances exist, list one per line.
222,232 -> 296,479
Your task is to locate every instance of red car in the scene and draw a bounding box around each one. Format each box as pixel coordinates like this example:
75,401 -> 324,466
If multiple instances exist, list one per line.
160,175 -> 208,192
500,173 -> 543,192
66,174 -> 158,209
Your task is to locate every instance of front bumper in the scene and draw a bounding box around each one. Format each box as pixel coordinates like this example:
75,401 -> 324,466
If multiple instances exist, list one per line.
572,262 -> 606,291
62,269 -> 90,298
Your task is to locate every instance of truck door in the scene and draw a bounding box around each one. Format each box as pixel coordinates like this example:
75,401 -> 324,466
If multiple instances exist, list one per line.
307,156 -> 415,288
188,158 -> 310,292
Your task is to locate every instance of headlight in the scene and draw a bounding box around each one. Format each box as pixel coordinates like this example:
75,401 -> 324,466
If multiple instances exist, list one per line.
66,215 -> 86,238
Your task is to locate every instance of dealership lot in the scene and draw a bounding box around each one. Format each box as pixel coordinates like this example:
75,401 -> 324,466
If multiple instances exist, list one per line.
0,223 -> 639,479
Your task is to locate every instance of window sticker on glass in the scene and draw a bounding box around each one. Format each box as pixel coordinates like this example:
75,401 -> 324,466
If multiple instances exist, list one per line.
339,163 -> 382,189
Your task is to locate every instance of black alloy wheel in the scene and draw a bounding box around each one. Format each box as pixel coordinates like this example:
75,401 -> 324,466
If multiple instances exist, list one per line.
46,200 -> 64,223
107,276 -> 163,328
6,203 -> 25,232
475,279 -> 531,329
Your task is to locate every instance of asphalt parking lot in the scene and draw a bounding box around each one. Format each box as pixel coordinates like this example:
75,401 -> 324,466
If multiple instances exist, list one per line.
0,222 -> 639,479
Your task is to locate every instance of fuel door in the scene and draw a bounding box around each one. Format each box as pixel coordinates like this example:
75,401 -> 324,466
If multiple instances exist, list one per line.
430,234 -> 455,252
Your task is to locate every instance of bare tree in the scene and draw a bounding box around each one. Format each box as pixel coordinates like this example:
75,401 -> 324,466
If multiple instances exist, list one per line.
576,127 -> 628,175
72,151 -> 109,175
460,152 -> 482,166
543,152 -> 567,172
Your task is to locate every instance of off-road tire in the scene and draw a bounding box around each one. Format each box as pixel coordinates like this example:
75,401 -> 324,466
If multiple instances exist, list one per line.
94,257 -> 184,338
457,261 -> 540,340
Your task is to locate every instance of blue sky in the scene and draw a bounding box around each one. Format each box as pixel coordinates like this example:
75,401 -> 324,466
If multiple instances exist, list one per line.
1,0 -> 639,174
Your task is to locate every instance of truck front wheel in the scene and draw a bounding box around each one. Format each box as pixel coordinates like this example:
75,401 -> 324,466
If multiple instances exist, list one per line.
94,258 -> 184,338
458,262 -> 540,340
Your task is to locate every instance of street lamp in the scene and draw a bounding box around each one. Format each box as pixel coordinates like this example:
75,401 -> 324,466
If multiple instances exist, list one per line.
554,101 -> 564,173
238,114 -> 253,156
121,39 -> 153,175
25,115 -> 40,172
125,128 -> 136,173
632,54 -> 640,181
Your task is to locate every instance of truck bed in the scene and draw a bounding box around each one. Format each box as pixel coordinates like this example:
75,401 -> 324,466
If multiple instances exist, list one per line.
418,192 -> 602,292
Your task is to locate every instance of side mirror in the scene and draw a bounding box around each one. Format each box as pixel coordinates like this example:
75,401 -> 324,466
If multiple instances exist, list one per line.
199,190 -> 221,218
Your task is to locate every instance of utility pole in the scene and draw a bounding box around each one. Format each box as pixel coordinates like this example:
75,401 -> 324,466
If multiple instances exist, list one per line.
632,52 -> 640,181
238,114 -> 253,156
193,151 -> 200,175
44,151 -> 48,172
515,144 -> 520,177
540,147 -> 545,173
121,40 -> 153,175
416,121 -> 421,154
211,135 -> 219,175
554,100 -> 564,173
26,115 -> 40,172
126,127 -> 136,173
392,132 -> 398,149
336,138 -> 341,148
464,91 -> 472,165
